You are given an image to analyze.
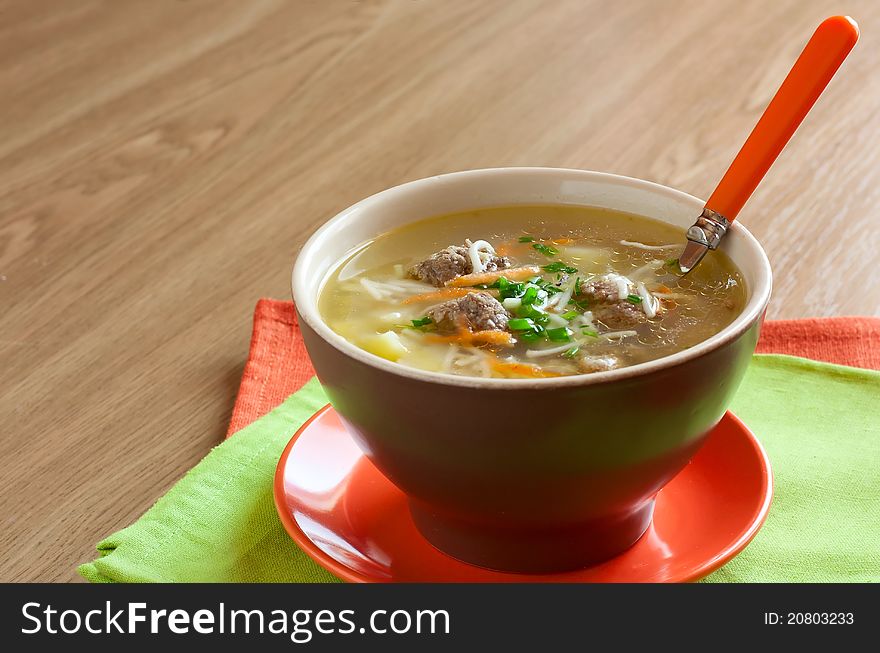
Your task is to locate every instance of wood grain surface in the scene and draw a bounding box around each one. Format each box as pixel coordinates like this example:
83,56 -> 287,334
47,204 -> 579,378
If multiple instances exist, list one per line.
2,0 -> 878,581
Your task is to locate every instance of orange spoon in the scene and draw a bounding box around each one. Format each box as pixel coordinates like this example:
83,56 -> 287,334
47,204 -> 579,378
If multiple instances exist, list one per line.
678,15 -> 860,273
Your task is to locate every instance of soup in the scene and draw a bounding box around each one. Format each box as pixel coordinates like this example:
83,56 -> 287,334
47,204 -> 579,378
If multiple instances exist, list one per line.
319,205 -> 746,378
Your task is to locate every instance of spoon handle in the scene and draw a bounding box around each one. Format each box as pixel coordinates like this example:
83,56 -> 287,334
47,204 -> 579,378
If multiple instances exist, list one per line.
705,15 -> 859,222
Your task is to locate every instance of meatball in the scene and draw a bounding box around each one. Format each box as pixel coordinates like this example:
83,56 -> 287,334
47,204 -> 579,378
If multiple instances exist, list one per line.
578,275 -> 662,330
408,244 -> 510,287
427,292 -> 509,332
593,301 -> 647,330
577,278 -> 625,304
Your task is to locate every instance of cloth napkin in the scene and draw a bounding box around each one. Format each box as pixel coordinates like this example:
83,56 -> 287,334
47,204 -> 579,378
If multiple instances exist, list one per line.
79,302 -> 880,582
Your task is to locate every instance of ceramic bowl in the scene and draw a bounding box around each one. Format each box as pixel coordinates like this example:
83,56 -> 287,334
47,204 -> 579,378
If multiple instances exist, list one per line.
292,168 -> 772,572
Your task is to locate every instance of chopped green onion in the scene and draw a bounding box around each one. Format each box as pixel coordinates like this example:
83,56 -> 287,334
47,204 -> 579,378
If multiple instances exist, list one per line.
507,317 -> 534,331
501,285 -> 525,300
531,277 -> 561,294
665,257 -> 679,267
410,316 -> 433,328
574,277 -> 582,295
532,243 -> 558,257
542,261 -> 578,274
518,235 -> 535,243
517,304 -> 549,325
626,294 -> 643,304
562,346 -> 580,359
581,328 -> 599,338
519,331 -> 543,343
546,327 -> 573,342
521,286 -> 539,305
569,299 -> 589,310
493,276 -> 526,299
560,310 -> 579,320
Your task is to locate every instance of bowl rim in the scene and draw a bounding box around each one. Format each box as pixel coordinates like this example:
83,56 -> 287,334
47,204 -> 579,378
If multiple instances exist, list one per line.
292,167 -> 772,389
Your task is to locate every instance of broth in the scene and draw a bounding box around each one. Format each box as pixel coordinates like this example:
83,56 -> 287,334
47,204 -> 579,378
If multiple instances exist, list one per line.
319,205 -> 746,378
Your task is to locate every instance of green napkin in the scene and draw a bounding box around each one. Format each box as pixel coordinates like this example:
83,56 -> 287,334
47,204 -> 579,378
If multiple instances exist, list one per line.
79,356 -> 880,583
705,356 -> 880,582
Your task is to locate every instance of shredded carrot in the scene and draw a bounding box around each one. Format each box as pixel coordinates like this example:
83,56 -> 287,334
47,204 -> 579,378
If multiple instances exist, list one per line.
489,358 -> 561,378
472,331 -> 515,346
550,237 -> 575,245
427,330 -> 515,347
403,287 -> 481,304
445,265 -> 541,287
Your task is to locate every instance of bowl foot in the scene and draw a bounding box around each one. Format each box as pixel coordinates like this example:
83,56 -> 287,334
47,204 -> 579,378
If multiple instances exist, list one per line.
409,500 -> 655,574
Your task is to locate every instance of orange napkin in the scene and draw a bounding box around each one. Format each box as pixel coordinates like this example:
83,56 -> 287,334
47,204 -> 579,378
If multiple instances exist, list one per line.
227,300 -> 880,437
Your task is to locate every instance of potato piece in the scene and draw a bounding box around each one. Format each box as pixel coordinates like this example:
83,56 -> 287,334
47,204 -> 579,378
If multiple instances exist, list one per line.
396,341 -> 451,372
359,331 -> 409,361
559,246 -> 612,274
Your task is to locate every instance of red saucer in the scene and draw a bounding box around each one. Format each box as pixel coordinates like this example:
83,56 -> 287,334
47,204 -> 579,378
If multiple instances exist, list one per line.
274,406 -> 772,582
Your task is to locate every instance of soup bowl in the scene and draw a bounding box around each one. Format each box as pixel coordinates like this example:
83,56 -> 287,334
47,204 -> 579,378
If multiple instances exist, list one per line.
292,168 -> 772,573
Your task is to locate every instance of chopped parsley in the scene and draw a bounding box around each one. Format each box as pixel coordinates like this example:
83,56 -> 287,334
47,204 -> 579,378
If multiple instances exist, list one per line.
531,277 -> 562,294
542,261 -> 578,274
411,316 -> 433,328
532,242 -> 558,257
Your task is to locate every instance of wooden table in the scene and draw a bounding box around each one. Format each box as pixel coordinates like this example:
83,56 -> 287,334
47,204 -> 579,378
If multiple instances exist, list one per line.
2,0 -> 878,582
